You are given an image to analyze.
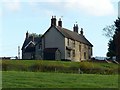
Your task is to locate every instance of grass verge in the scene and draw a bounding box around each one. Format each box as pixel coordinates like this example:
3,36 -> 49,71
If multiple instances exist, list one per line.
2,71 -> 119,88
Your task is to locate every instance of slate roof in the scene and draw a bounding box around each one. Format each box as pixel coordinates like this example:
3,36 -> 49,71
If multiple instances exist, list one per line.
22,36 -> 41,50
56,26 -> 93,47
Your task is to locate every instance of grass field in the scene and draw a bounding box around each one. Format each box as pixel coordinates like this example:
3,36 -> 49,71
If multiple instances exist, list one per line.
2,71 -> 119,88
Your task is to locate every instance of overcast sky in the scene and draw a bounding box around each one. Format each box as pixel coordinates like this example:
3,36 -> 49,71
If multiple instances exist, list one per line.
0,0 -> 119,58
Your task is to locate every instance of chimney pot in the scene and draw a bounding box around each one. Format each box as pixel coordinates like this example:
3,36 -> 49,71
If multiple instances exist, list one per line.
73,24 -> 78,33
80,28 -> 83,35
51,16 -> 57,26
26,31 -> 29,39
58,18 -> 62,27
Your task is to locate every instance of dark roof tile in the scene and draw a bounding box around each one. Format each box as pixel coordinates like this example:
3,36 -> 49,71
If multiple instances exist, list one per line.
22,36 -> 41,50
56,26 -> 93,46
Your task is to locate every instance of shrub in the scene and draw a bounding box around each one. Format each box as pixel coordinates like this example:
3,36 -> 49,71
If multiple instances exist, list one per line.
1,60 -> 119,75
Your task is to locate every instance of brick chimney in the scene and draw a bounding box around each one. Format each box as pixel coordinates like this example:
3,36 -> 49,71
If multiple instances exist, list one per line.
51,16 -> 57,26
26,31 -> 29,39
73,24 -> 78,33
58,18 -> 62,27
80,28 -> 83,35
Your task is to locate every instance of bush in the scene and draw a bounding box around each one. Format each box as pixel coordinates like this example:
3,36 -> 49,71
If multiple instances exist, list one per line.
79,62 -> 119,74
1,60 -> 119,75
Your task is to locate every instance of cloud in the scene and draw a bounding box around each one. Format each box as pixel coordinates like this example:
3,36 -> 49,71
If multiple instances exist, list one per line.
2,0 -> 115,16
110,0 -> 119,3
2,0 -> 21,12
28,0 -> 115,16
63,0 -> 115,16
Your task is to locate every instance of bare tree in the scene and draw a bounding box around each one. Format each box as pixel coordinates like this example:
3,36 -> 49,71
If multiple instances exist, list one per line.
103,24 -> 116,38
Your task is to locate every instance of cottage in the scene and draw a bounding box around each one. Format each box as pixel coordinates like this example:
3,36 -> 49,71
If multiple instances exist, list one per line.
35,16 -> 93,61
22,16 -> 93,61
21,32 -> 41,60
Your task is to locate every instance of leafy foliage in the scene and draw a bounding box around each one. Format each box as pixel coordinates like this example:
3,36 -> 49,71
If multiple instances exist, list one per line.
103,25 -> 116,58
29,33 -> 42,37
115,18 -> 120,32
106,38 -> 116,58
103,18 -> 120,60
114,18 -> 120,61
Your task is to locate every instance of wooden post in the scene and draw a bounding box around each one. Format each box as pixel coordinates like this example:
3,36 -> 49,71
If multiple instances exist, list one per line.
78,68 -> 80,74
55,68 -> 56,72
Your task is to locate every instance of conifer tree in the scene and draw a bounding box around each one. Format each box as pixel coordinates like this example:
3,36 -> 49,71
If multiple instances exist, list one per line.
103,18 -> 120,62
114,18 -> 120,62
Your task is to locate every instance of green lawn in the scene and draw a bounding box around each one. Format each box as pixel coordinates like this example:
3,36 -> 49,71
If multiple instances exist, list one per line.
2,71 -> 119,88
